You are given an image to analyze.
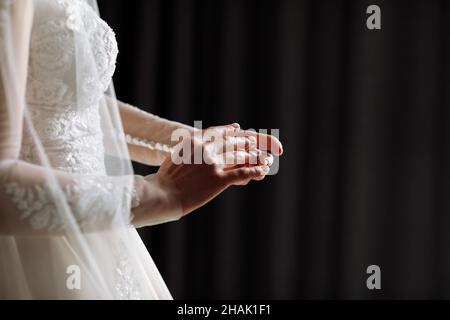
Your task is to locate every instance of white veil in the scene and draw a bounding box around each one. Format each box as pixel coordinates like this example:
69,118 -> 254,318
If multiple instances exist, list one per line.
0,0 -> 171,299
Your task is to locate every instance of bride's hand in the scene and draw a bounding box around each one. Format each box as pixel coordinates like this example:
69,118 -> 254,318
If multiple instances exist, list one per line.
203,123 -> 283,157
152,125 -> 276,216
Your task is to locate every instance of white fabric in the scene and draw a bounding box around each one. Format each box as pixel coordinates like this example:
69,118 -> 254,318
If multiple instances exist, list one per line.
24,0 -> 117,174
0,0 -> 173,299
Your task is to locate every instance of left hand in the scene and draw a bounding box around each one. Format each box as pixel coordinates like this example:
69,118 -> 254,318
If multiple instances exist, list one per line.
205,123 -> 283,159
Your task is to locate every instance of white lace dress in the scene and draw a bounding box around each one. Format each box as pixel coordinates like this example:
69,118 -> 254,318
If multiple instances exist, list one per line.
0,0 -> 173,299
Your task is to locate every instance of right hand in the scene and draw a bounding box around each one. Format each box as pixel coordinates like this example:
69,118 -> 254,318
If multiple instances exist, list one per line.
151,125 -> 272,216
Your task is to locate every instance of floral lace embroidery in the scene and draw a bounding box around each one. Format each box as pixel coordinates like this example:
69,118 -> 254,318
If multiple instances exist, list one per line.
20,107 -> 106,175
56,0 -> 84,31
2,0 -> 142,298
115,240 -> 141,300
23,0 -> 118,175
4,176 -> 135,232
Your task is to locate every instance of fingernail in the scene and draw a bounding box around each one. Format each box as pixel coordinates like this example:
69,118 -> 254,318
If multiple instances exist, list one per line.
261,166 -> 270,174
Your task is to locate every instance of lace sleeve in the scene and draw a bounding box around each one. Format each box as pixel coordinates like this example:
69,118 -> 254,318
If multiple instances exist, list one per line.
125,133 -> 173,153
0,160 -> 144,235
3,173 -> 139,233
114,99 -> 194,166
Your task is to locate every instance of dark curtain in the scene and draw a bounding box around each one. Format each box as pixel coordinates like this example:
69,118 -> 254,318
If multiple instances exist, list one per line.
97,0 -> 450,299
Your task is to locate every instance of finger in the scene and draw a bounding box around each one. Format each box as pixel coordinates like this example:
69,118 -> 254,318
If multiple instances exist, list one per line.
229,136 -> 257,152
207,123 -> 240,137
222,151 -> 250,168
221,150 -> 262,169
222,150 -> 275,169
234,170 -> 268,185
203,125 -> 241,148
222,123 -> 241,132
257,151 -> 274,166
222,165 -> 270,185
232,171 -> 267,186
212,136 -> 255,154
232,130 -> 283,156
252,174 -> 266,181
229,150 -> 273,166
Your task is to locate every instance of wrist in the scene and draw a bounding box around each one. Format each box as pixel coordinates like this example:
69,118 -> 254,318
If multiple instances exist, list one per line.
131,174 -> 183,228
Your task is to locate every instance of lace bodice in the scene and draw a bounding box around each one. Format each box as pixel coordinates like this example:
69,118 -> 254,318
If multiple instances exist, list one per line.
0,0 -> 176,300
0,0 -> 144,299
22,0 -> 118,174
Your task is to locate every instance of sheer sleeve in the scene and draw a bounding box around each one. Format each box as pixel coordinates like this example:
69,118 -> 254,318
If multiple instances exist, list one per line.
0,162 -> 140,235
115,98 -> 195,166
0,0 -> 181,236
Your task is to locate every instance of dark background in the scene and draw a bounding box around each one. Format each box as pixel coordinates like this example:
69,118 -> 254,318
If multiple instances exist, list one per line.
97,0 -> 450,299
